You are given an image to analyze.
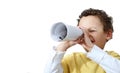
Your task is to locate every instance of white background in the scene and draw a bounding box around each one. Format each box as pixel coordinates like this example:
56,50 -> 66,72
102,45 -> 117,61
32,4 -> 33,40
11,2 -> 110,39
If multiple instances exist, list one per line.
0,0 -> 120,73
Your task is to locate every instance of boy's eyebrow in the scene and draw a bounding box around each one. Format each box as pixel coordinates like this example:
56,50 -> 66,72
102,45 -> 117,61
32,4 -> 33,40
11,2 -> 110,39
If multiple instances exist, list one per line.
88,28 -> 97,31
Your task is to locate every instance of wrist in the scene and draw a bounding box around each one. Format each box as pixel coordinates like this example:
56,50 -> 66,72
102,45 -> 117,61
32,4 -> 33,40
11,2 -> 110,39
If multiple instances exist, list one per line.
56,43 -> 69,52
85,44 -> 94,52
56,41 -> 75,52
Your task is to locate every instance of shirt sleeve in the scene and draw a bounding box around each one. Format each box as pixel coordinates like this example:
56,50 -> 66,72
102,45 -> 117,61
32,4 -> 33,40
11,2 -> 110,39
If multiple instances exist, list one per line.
44,47 -> 65,73
87,45 -> 120,73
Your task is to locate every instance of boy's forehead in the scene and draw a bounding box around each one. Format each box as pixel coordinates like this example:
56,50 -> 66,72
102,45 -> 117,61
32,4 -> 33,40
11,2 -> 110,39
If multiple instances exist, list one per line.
78,16 -> 103,28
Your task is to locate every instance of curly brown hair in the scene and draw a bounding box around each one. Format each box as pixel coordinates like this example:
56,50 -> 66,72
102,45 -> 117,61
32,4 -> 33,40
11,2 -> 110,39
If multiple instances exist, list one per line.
77,8 -> 114,32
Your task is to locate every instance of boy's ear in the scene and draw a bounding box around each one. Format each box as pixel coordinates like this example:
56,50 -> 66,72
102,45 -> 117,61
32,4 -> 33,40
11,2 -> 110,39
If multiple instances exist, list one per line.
106,29 -> 113,41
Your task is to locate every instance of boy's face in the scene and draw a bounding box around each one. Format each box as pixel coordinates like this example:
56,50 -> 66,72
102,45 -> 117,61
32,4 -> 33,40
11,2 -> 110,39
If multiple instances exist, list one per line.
78,16 -> 112,49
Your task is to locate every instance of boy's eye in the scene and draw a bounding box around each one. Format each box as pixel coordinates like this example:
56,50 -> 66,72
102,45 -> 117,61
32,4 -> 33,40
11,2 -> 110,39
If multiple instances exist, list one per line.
89,29 -> 97,32
89,30 -> 95,32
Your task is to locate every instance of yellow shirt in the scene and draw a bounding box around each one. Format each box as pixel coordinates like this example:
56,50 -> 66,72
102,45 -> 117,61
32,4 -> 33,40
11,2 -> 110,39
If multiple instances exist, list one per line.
62,51 -> 120,73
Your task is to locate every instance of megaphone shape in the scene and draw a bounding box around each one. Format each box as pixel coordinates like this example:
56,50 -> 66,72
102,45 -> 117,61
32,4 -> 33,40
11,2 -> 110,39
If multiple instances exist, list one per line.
51,22 -> 83,42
